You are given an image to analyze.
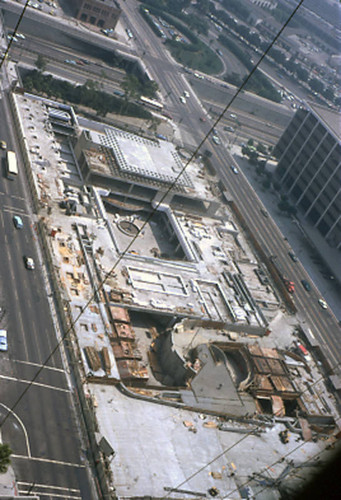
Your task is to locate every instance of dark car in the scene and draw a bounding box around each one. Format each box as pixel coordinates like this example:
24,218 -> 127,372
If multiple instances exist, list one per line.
301,279 -> 311,291
288,251 -> 298,262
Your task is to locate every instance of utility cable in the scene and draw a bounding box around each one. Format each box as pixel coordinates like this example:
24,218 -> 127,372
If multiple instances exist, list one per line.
159,357 -> 340,499
224,428 -> 340,499
0,0 -> 30,69
1,4 -> 335,499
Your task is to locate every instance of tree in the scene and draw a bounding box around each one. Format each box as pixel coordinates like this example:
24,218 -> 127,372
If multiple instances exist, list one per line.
296,66 -> 309,82
278,200 -> 290,212
262,178 -> 271,189
287,205 -> 297,216
35,54 -> 47,72
197,0 -> 210,14
0,444 -> 12,473
323,87 -> 334,102
121,74 -> 141,100
308,78 -> 324,94
257,142 -> 267,154
142,79 -> 159,98
273,181 -> 281,191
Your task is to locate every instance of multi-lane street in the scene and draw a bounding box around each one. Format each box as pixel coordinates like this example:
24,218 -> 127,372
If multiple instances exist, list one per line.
0,0 -> 340,496
0,86 -> 95,497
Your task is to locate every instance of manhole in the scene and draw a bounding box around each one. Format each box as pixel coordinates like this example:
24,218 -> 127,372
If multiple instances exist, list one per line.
117,220 -> 139,237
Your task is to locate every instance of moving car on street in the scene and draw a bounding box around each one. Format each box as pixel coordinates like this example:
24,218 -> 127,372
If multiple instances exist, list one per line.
24,256 -> 35,270
0,330 -> 8,352
13,215 -> 23,229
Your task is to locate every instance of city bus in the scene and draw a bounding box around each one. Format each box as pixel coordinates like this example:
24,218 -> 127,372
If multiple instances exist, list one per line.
6,150 -> 18,180
139,96 -> 164,111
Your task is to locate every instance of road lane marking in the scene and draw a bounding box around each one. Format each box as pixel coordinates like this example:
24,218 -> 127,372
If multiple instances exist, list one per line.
2,205 -> 26,214
0,374 -> 70,392
12,454 -> 85,468
18,489 -> 82,499
18,481 -> 81,493
0,403 -> 31,457
14,359 -> 65,372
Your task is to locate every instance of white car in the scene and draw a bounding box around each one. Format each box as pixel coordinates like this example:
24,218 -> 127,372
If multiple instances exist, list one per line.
212,135 -> 221,145
0,330 -> 8,352
179,96 -> 186,104
183,90 -> 190,98
318,299 -> 328,310
24,256 -> 35,270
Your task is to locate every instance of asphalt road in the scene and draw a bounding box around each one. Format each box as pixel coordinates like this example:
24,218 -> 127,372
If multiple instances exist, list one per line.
209,143 -> 341,367
109,0 -> 341,368
0,5 -> 340,497
4,0 -> 338,370
0,90 -> 95,498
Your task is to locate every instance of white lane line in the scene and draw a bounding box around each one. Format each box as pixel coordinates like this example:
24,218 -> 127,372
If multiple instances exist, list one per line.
12,454 -> 85,468
19,490 -> 82,499
0,403 -> 31,457
0,374 -> 70,393
18,481 -> 81,493
2,205 -> 26,214
14,359 -> 65,373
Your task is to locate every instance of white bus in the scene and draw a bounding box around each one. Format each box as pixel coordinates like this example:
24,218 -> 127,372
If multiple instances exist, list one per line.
139,95 -> 164,111
6,150 -> 18,180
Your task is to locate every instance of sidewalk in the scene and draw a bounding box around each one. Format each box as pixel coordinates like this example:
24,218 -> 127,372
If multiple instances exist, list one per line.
0,464 -> 17,496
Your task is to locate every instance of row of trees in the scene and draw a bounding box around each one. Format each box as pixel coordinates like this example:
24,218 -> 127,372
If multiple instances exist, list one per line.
209,3 -> 337,105
218,34 -> 281,103
23,69 -> 152,119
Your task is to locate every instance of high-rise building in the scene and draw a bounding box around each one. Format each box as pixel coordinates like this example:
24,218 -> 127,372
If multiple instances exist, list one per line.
274,104 -> 341,249
73,0 -> 121,30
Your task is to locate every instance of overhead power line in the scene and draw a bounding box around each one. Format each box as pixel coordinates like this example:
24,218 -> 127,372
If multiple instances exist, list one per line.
2,2 -> 335,500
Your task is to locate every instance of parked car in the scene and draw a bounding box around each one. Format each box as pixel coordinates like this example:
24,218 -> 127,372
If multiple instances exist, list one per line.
156,133 -> 167,141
